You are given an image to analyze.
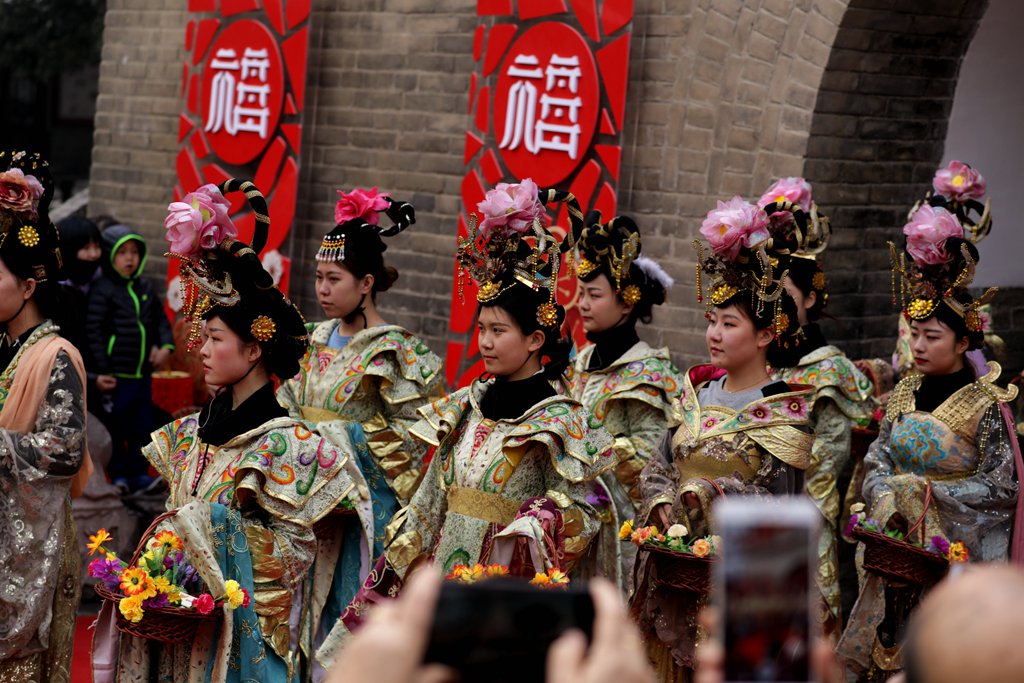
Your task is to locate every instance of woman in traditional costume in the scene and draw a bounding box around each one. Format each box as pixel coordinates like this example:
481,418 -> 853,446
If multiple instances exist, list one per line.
631,196 -> 814,682
565,212 -> 682,590
315,180 -> 614,666
837,163 -> 1023,682
274,189 -> 443,675
0,150 -> 93,682
760,179 -> 874,642
92,180 -> 367,683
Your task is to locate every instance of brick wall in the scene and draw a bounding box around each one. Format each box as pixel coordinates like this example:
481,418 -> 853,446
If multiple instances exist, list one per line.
90,0 -> 1017,380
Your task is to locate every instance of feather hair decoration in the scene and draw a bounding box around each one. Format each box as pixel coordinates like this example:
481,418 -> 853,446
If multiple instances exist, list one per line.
635,255 -> 674,291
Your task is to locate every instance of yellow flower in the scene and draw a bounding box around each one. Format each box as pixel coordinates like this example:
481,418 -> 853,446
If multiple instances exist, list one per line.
153,576 -> 172,594
948,542 -> 969,563
120,567 -> 157,600
87,529 -> 112,556
692,538 -> 712,558
225,580 -> 245,609
467,564 -> 485,582
484,565 -> 509,577
166,586 -> 183,605
530,572 -> 551,587
119,595 -> 145,624
548,569 -> 569,586
151,530 -> 183,553
618,520 -> 634,540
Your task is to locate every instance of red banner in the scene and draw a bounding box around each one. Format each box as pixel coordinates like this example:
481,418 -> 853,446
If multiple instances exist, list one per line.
446,0 -> 635,388
167,0 -> 311,317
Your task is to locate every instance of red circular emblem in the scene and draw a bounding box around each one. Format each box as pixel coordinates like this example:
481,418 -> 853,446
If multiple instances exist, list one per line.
493,23 -> 599,187
201,21 -> 284,165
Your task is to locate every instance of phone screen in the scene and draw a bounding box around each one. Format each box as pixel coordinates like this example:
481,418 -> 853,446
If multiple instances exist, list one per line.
717,498 -> 818,683
423,580 -> 594,683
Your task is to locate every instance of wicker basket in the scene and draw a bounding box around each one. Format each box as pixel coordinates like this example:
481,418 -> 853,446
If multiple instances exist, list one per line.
640,544 -> 715,594
853,484 -> 948,587
95,511 -> 220,644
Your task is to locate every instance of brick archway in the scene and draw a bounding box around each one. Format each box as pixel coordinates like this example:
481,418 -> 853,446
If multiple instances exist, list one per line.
802,0 -> 988,360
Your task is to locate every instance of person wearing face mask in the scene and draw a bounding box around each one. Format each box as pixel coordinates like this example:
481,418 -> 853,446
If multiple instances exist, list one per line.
314,181 -> 614,669
563,212 -> 682,592
55,215 -> 102,369
91,180 -> 368,683
837,163 -> 1024,682
274,189 -> 443,678
758,179 -> 874,644
631,196 -> 813,682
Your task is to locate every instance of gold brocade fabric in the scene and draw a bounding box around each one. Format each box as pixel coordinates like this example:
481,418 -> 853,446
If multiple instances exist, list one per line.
386,380 -> 614,577
566,341 -> 683,589
633,366 -> 814,670
277,322 -> 444,504
773,345 -> 874,641
137,414 -> 360,667
838,362 -> 1020,677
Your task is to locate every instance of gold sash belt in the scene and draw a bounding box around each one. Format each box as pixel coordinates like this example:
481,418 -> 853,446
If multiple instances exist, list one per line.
447,485 -> 522,526
300,406 -> 341,423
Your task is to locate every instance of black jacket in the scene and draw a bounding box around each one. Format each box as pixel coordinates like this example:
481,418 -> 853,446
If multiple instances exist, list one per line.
85,225 -> 174,378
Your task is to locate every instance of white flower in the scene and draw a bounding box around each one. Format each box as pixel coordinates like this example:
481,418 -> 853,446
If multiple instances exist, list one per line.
166,276 -> 183,313
850,502 -> 866,514
666,524 -> 688,538
178,593 -> 195,608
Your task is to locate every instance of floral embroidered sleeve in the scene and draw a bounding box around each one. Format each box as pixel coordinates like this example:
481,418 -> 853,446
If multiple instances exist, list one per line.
607,400 -> 672,511
928,405 -> 1018,547
0,351 -> 85,480
805,398 -> 852,524
638,430 -> 678,524
861,417 -> 901,524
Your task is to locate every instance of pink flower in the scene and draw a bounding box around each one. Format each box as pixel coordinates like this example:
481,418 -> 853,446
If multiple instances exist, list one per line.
165,184 -> 237,257
932,161 -> 986,202
0,168 -> 45,218
747,403 -> 773,423
699,196 -> 771,261
758,177 -> 813,212
903,205 -> 964,266
240,588 -> 251,608
334,187 -> 390,225
476,178 -> 549,238
194,593 -> 216,615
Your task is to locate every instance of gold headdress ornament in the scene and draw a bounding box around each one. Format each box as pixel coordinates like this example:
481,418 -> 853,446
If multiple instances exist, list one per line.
892,161 -> 996,334
694,195 -> 795,338
456,180 -> 583,328
167,178 -> 307,351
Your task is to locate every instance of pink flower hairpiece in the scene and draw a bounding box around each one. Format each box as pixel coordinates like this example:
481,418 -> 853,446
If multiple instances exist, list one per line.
476,178 -> 549,239
699,196 -> 771,261
165,184 -> 237,258
932,160 -> 986,203
903,204 -> 964,266
335,187 -> 390,226
0,167 -> 45,219
758,177 -> 813,212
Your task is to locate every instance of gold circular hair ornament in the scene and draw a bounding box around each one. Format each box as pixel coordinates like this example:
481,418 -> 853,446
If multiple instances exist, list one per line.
964,310 -> 983,333
576,257 -> 598,278
812,271 -> 827,290
906,297 -> 939,320
536,302 -> 559,328
251,315 -> 277,342
476,280 -> 502,302
17,225 -> 39,247
621,284 -> 642,306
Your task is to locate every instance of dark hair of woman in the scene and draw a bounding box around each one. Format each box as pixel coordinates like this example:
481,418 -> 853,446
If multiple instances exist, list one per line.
579,266 -> 665,325
785,257 -> 827,322
205,304 -> 303,382
480,286 -> 572,381
714,289 -> 797,334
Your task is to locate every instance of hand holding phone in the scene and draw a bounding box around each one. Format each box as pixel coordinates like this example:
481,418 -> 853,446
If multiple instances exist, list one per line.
714,497 -> 820,683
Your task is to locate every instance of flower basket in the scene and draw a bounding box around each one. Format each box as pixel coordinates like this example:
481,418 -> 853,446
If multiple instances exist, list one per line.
639,544 -> 715,594
95,511 -> 220,644
852,484 -> 948,587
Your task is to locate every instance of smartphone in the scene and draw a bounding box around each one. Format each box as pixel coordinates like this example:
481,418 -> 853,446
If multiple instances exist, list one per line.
715,497 -> 820,683
423,579 -> 595,683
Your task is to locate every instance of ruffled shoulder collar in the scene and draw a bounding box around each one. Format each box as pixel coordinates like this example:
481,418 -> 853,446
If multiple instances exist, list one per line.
309,322 -> 442,386
886,361 -> 1018,423
775,345 -> 874,418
